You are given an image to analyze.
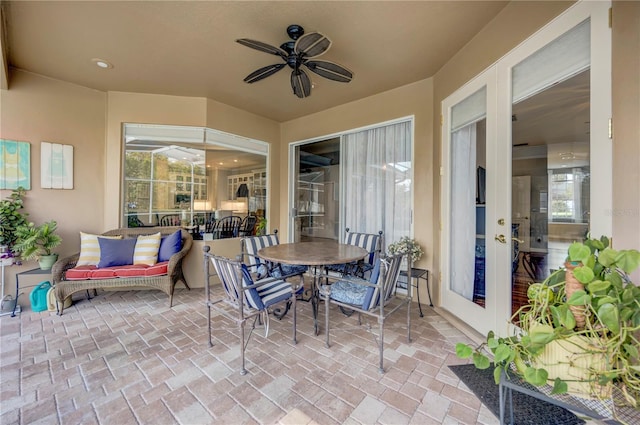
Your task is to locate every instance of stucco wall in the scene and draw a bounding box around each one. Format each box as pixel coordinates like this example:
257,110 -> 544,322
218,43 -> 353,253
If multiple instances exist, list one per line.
0,70 -> 106,276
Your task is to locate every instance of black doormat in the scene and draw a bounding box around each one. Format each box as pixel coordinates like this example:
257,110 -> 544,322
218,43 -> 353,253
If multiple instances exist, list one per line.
448,364 -> 585,425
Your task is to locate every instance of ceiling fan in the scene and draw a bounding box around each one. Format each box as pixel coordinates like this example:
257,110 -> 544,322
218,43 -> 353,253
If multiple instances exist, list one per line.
236,24 -> 353,98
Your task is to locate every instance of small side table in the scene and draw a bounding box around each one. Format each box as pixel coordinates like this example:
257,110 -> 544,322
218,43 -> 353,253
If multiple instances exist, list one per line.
400,267 -> 432,317
11,268 -> 52,317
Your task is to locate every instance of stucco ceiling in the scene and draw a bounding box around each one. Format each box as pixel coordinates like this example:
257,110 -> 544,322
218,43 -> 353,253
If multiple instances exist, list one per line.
2,1 -> 509,122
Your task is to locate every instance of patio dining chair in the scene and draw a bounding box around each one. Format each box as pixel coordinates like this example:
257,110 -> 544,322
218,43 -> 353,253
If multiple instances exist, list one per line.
203,247 -> 302,375
241,231 -> 308,318
238,214 -> 258,237
241,230 -> 308,281
213,215 -> 242,239
159,214 -> 181,226
319,252 -> 410,373
326,228 -> 383,278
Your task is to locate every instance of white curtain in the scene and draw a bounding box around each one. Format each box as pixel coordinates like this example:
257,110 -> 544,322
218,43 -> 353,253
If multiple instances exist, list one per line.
342,121 -> 412,250
450,124 -> 477,300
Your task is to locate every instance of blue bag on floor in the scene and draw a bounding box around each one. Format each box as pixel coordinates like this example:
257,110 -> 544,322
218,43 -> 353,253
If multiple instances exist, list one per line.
30,281 -> 52,312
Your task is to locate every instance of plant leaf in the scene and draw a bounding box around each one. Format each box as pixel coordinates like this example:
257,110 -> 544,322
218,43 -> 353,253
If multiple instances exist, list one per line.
573,266 -> 595,284
620,307 -> 634,321
551,378 -> 568,394
597,303 -> 620,334
567,290 -> 590,306
623,344 -> 639,360
597,248 -> 618,268
587,280 -> 610,293
622,287 -> 634,304
557,305 -> 576,330
528,324 -> 555,347
455,343 -> 473,359
596,295 -> 617,307
493,366 -> 503,385
568,242 -> 590,263
606,271 -> 623,289
524,366 -> 548,386
493,344 -> 512,364
487,337 -> 499,349
615,249 -> 640,274
472,352 -> 491,369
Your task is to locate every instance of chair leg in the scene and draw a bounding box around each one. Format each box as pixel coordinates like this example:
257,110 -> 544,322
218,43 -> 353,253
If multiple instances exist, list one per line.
207,304 -> 212,347
325,294 -> 330,348
292,277 -> 299,345
407,299 -> 412,343
239,321 -> 247,376
378,317 -> 385,373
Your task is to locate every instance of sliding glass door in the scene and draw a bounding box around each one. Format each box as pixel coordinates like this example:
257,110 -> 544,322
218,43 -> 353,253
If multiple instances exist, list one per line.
289,119 -> 414,256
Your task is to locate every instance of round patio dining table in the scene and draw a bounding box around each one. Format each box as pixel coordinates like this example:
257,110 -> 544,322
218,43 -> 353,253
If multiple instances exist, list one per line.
257,241 -> 367,267
258,241 -> 368,334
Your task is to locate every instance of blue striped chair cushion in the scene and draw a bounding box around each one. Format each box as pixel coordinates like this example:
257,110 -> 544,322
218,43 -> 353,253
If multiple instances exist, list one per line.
240,264 -> 265,309
345,232 -> 381,265
271,264 -> 308,278
329,259 -> 382,310
241,264 -> 297,310
244,234 -> 280,267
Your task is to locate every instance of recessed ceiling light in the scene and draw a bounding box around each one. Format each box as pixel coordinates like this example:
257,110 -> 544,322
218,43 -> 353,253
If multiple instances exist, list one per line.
91,58 -> 113,69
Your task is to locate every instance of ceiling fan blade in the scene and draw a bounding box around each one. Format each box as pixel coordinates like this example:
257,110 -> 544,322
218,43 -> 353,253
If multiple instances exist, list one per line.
236,38 -> 287,59
294,32 -> 331,58
304,60 -> 353,83
243,64 -> 286,83
291,69 -> 311,98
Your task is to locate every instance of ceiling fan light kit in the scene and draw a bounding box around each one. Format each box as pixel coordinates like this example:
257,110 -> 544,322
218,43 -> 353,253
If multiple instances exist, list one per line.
237,24 -> 353,98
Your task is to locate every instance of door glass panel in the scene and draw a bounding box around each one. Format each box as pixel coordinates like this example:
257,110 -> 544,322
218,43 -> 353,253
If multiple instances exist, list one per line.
511,20 -> 591,314
293,139 -> 340,242
450,87 -> 487,308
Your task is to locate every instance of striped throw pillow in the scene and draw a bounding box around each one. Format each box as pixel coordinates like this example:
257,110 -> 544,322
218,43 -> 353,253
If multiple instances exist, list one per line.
77,232 -> 123,266
133,233 -> 161,266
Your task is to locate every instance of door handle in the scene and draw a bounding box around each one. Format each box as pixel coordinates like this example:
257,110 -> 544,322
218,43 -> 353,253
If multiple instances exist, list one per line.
495,234 -> 507,244
513,237 -> 524,244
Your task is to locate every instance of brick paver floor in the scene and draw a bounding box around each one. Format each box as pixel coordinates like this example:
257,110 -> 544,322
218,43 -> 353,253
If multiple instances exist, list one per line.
0,284 -> 498,425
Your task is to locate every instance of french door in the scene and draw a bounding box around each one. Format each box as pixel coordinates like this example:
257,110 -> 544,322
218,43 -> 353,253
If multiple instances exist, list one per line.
441,1 -> 611,336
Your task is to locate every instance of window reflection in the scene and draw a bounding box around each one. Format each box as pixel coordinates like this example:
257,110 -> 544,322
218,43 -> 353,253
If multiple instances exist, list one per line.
122,124 -> 268,238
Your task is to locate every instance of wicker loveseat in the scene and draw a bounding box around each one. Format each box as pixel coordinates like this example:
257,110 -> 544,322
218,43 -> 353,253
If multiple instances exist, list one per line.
52,227 -> 193,315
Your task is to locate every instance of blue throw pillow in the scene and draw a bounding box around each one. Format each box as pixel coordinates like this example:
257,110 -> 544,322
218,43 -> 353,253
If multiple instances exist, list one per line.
97,237 -> 137,268
158,230 -> 182,262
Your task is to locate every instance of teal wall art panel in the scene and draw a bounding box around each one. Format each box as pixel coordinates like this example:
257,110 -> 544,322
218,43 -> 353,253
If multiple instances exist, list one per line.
0,139 -> 31,190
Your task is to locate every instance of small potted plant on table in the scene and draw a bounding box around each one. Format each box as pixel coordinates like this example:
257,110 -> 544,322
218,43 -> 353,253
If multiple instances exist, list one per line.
456,236 -> 640,415
13,220 -> 63,270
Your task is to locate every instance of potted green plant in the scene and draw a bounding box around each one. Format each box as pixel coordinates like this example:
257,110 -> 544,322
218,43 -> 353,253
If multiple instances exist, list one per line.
13,220 -> 63,270
456,236 -> 640,410
388,236 -> 424,264
0,187 -> 29,262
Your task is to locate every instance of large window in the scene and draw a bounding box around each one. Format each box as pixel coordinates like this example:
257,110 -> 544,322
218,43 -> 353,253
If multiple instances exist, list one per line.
123,124 -> 268,232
